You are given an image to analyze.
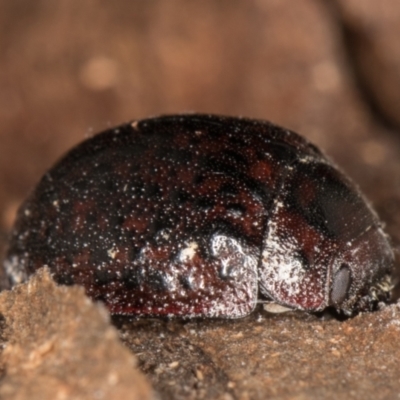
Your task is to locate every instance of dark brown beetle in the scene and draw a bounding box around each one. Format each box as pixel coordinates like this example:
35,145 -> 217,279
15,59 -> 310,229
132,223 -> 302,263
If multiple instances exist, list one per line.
3,114 -> 394,317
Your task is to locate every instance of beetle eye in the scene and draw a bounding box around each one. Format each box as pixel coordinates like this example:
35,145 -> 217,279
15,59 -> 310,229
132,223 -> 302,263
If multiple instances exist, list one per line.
330,264 -> 351,305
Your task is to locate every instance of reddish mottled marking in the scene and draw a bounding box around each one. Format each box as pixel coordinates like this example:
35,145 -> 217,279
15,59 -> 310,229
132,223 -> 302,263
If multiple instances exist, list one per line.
249,160 -> 274,182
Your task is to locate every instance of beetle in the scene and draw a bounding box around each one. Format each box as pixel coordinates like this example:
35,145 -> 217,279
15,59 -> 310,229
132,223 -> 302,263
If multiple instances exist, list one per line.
3,114 -> 394,317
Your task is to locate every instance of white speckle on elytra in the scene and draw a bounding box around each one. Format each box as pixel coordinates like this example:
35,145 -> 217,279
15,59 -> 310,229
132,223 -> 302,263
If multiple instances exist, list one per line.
178,242 -> 198,263
107,247 -> 118,259
207,233 -> 258,317
161,230 -> 170,240
261,217 -> 306,301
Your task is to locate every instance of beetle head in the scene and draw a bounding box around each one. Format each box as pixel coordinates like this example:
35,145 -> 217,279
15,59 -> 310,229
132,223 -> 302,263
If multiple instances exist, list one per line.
329,225 -> 394,315
259,159 -> 394,315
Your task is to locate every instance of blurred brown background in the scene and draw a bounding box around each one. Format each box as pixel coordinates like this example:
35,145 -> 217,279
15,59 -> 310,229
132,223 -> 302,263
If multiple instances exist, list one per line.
1,2 -> 400,399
